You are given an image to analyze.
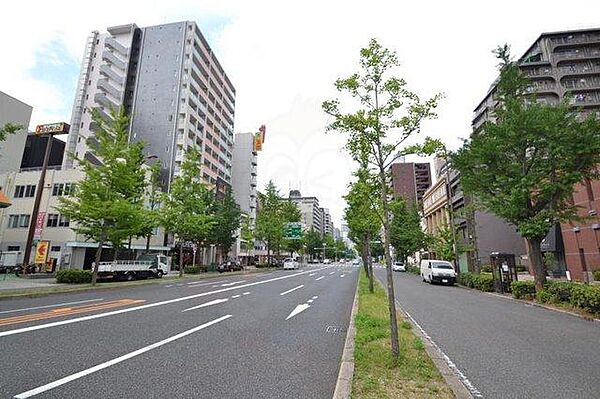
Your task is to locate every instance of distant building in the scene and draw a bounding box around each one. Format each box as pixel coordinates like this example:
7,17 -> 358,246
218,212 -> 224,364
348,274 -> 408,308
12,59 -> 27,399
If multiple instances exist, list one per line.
472,27 -> 600,280
0,91 -> 32,173
288,190 -> 323,236
422,175 -> 448,237
389,161 -> 431,205
321,207 -> 333,237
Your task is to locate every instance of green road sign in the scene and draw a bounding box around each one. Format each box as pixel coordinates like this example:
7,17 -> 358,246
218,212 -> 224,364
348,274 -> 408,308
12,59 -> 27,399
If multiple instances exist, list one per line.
284,222 -> 303,240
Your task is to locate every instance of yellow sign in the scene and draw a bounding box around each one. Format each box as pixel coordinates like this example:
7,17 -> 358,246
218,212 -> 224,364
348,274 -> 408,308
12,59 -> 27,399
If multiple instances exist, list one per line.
254,133 -> 263,151
35,241 -> 50,264
35,122 -> 70,135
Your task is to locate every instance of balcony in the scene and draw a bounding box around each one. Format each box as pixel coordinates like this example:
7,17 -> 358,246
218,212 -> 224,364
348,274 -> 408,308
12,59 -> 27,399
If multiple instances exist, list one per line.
525,81 -> 558,94
551,33 -> 600,48
570,92 -> 600,107
99,64 -> 125,85
94,93 -> 119,110
101,50 -> 127,70
561,76 -> 600,90
98,78 -> 123,100
104,36 -> 129,57
554,47 -> 600,61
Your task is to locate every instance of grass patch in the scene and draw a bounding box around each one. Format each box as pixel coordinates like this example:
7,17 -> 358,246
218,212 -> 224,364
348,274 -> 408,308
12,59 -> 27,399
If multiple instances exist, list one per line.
352,272 -> 454,398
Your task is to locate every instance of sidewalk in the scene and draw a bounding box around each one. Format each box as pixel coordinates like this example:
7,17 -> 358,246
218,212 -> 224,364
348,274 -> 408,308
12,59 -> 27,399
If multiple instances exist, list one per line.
0,274 -> 61,291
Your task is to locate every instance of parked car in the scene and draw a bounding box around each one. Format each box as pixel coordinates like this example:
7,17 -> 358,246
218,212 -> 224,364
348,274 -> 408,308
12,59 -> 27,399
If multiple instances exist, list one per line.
420,259 -> 456,285
392,262 -> 406,272
217,259 -> 243,273
323,259 -> 331,264
283,258 -> 299,270
352,259 -> 360,266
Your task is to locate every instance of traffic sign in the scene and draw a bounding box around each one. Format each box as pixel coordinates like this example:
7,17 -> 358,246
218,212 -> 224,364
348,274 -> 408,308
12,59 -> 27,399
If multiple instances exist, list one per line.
284,222 -> 303,240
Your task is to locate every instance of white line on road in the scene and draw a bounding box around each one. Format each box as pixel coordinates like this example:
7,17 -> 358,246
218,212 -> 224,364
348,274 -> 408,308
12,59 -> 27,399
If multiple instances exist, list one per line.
187,280 -> 226,286
181,298 -> 229,312
315,276 -> 324,281
0,299 -> 104,315
307,299 -> 314,303
165,285 -> 173,288
221,281 -> 244,287
231,295 -> 241,299
312,296 -> 318,299
403,310 -> 483,398
329,272 -> 335,275
340,274 -> 345,278
309,273 -> 316,276
279,285 -> 304,296
14,315 -> 232,399
0,267 -> 328,338
286,304 -> 310,320
242,292 -> 250,296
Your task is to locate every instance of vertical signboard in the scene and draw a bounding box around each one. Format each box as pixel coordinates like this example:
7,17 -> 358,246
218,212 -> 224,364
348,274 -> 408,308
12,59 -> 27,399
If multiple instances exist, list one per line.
35,240 -> 50,264
34,212 -> 45,240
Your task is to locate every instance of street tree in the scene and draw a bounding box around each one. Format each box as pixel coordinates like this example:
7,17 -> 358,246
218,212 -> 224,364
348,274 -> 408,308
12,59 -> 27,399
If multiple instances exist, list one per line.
0,123 -> 22,142
210,190 -> 242,258
324,39 -> 441,358
389,198 -> 429,264
161,147 -> 216,276
431,225 -> 455,262
344,167 -> 382,292
56,108 -> 147,285
142,162 -> 162,253
452,45 -> 600,290
303,229 -> 323,260
240,216 -> 254,261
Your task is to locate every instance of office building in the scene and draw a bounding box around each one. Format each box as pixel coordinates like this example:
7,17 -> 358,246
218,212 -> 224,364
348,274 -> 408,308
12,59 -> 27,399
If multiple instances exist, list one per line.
389,160 -> 432,205
0,91 -> 32,173
65,21 -> 236,189
288,190 -> 323,235
321,207 -> 334,237
473,28 -> 600,280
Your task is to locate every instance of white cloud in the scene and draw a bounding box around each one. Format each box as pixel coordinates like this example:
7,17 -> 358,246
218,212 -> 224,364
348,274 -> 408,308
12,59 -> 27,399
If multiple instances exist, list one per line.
2,0 -> 600,227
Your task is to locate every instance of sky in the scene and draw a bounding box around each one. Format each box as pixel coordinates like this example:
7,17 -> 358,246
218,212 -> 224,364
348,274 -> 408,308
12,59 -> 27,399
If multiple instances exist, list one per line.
2,0 -> 599,227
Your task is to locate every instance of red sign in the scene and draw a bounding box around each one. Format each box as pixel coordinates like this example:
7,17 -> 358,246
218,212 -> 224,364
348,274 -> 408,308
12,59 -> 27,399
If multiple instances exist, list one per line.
35,241 -> 50,264
34,212 -> 45,240
259,124 -> 266,143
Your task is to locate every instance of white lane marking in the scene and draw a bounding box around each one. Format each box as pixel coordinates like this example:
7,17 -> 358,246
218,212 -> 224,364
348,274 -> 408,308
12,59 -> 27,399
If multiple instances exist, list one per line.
176,284 -> 183,287
307,299 -> 314,303
165,285 -> 173,288
14,315 -> 232,399
340,274 -> 345,278
309,273 -> 316,276
286,304 -> 310,320
0,267 -> 327,338
329,271 -> 335,275
0,299 -> 104,315
187,280 -> 226,286
315,276 -> 324,281
181,298 -> 229,312
242,292 -> 250,296
312,296 -> 318,299
404,310 -> 483,398
279,285 -> 304,296
231,295 -> 241,299
220,281 -> 244,287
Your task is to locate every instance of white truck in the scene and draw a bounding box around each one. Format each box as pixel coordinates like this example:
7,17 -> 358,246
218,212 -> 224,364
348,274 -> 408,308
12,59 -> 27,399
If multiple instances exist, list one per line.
97,254 -> 170,281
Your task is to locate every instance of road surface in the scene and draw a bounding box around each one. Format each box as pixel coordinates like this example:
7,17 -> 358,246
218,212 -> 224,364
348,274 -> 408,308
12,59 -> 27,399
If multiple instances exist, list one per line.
0,264 -> 358,398
375,268 -> 600,399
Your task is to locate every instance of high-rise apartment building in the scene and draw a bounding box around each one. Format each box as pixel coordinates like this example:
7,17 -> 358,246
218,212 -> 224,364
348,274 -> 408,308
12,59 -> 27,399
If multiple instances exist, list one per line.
0,91 -> 32,173
389,161 -> 432,205
65,21 -> 236,189
288,190 -> 323,235
472,28 -> 600,280
231,132 -> 259,222
321,208 -> 334,237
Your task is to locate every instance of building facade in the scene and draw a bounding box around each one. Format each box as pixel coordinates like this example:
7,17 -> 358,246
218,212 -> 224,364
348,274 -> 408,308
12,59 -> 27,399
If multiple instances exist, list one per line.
473,28 -> 600,280
65,21 -> 235,190
288,190 -> 323,235
422,175 -> 448,237
389,161 -> 432,206
0,91 -> 32,173
231,132 -> 258,223
321,208 -> 334,237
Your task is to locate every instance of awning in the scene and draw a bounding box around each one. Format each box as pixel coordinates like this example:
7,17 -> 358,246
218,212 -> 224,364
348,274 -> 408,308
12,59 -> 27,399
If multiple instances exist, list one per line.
0,190 -> 11,208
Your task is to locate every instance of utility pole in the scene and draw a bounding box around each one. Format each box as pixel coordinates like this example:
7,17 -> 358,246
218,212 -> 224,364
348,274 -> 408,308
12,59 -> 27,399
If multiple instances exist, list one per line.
21,123 -> 69,272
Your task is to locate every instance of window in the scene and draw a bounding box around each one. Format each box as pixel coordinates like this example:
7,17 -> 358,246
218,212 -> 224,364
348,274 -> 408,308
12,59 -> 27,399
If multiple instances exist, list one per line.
7,245 -> 20,251
59,215 -> 70,227
47,213 -> 59,227
13,185 -> 35,198
8,214 -> 30,228
51,246 -> 61,252
52,183 -> 74,197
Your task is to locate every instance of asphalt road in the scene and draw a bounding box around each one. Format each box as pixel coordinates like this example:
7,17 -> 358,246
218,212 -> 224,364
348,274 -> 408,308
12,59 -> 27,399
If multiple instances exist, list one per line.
0,264 -> 358,398
375,268 -> 600,399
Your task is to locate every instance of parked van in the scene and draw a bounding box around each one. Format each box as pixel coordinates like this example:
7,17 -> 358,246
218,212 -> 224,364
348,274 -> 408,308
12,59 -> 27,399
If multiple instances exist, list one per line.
420,259 -> 456,285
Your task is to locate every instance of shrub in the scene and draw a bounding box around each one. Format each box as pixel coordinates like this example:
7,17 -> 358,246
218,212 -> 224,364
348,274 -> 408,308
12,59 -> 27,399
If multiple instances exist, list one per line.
56,269 -> 92,284
593,269 -> 600,281
536,289 -> 551,303
183,265 -> 200,274
480,264 -> 492,273
473,274 -> 494,292
544,281 -> 576,303
457,272 -> 475,288
511,281 -> 536,299
570,284 -> 600,315
406,265 -> 420,275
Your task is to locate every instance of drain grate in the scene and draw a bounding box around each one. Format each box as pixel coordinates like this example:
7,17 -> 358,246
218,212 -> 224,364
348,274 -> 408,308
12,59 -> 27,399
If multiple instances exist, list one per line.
325,325 -> 346,334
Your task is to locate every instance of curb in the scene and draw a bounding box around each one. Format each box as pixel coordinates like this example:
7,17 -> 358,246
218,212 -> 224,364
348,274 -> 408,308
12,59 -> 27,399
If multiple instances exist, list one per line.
332,275 -> 359,399
455,284 -> 600,323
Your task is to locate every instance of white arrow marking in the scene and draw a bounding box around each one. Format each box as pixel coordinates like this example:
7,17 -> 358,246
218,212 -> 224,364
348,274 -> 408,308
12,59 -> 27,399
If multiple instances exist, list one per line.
315,276 -> 324,281
280,285 -> 304,296
181,298 -> 228,312
286,303 -> 311,320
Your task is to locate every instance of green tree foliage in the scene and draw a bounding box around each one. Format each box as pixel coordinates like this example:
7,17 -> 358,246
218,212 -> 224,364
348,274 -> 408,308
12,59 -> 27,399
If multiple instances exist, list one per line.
142,162 -> 162,252
240,216 -> 254,256
0,123 -> 23,142
324,39 -> 441,358
452,45 -> 600,289
56,108 -> 147,285
323,233 -> 336,259
390,198 -> 429,263
160,147 -> 216,276
303,229 -> 323,259
255,181 -> 301,264
209,191 -> 242,255
431,225 -> 455,262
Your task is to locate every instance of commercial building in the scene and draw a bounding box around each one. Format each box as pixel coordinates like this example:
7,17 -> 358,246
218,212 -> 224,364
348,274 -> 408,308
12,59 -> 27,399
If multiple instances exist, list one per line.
472,27 -> 600,280
288,190 -> 323,235
0,91 -> 32,173
422,175 -> 448,237
321,208 -> 334,237
65,21 -> 236,190
389,160 -> 432,206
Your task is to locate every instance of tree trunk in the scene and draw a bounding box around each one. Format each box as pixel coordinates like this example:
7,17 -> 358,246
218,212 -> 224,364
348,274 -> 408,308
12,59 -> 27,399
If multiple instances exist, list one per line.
179,242 -> 184,277
267,242 -> 271,266
92,232 -> 105,286
527,237 -> 546,290
378,166 -> 400,359
145,234 -> 151,253
361,242 -> 369,277
367,239 -> 374,294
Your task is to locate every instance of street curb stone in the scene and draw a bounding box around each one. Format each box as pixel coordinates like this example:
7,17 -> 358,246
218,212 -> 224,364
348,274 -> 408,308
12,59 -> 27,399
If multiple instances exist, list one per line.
332,275 -> 359,399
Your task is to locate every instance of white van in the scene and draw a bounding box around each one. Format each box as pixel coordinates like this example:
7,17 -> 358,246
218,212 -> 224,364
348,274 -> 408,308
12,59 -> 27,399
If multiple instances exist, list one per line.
420,259 -> 456,285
